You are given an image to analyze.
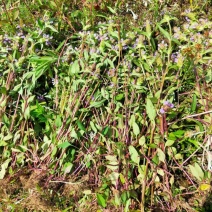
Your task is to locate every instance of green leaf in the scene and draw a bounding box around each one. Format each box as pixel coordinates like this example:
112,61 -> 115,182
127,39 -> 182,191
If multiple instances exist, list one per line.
46,25 -> 58,33
173,130 -> 185,138
129,115 -> 135,127
3,134 -> 13,141
13,83 -> 22,92
189,163 -> 204,181
37,18 -> 44,29
55,115 -> 62,128
165,140 -> 175,147
175,153 -> 182,160
133,122 -> 140,136
190,94 -> 197,113
146,99 -> 156,124
63,162 -> 73,174
146,20 -> 152,38
107,6 -> 116,14
97,193 -> 107,208
69,60 -> 80,75
139,136 -> 146,146
102,126 -> 109,136
124,199 -> 131,212
121,191 -> 129,203
90,121 -> 97,133
157,148 -> 165,163
33,62 -> 49,80
56,40 -> 66,52
49,1 -> 57,8
0,140 -> 7,147
129,146 -> 140,164
58,142 -> 71,149
115,93 -> 124,101
157,24 -> 171,40
149,143 -> 157,148
71,128 -> 78,139
150,37 -> 156,51
152,154 -> 159,165
0,87 -> 7,94
119,173 -> 125,184
89,99 -> 106,108
76,120 -> 86,132
13,10 -> 19,20
24,106 -> 30,120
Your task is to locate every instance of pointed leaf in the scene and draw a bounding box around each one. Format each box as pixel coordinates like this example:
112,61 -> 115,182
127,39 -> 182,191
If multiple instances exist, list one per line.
76,120 -> 86,132
97,193 -> 107,208
189,163 -> 204,181
58,142 -> 71,149
133,122 -> 140,136
129,146 -> 140,164
157,148 -> 165,163
157,24 -> 171,40
0,159 -> 11,179
146,99 -> 156,123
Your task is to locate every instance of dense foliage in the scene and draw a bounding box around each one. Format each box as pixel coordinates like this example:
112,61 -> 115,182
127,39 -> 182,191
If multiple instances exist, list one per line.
0,0 -> 212,211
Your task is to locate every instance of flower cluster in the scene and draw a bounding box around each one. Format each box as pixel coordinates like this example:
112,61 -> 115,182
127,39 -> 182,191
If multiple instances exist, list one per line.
43,33 -> 53,46
3,34 -> 12,51
160,100 -> 174,114
15,25 -> 26,39
158,40 -> 168,51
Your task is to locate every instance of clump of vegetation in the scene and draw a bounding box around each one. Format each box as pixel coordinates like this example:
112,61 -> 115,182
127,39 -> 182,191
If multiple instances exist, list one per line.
0,0 -> 212,211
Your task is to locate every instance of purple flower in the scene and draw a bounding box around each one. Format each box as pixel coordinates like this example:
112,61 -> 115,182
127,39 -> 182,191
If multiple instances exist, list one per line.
108,69 -> 115,77
173,33 -> 180,39
158,40 -> 168,50
185,17 -> 190,22
171,52 -> 178,61
164,101 -> 174,108
110,82 -> 115,87
90,48 -> 96,54
169,103 -> 174,108
46,41 -> 51,46
17,32 -> 23,37
123,46 -> 128,50
160,108 -> 165,114
185,9 -> 191,14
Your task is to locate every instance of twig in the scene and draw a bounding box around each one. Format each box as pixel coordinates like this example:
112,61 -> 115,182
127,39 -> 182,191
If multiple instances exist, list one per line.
168,110 -> 212,125
10,94 -> 21,132
49,180 -> 85,184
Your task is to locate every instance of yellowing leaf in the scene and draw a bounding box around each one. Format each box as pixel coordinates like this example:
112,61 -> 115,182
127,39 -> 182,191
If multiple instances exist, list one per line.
119,173 -> 125,184
129,145 -> 140,164
157,148 -> 165,163
199,183 -> 211,191
165,139 -> 174,147
83,190 -> 92,195
139,136 -> 146,146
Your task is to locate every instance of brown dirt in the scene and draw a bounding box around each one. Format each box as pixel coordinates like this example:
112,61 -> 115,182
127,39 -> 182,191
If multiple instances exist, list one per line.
0,170 -> 99,212
0,169 -> 58,211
